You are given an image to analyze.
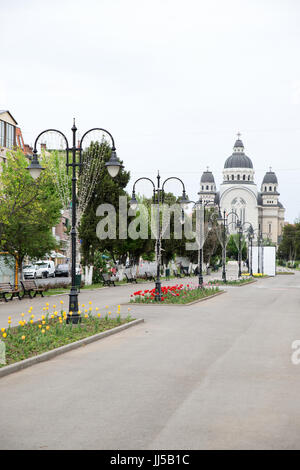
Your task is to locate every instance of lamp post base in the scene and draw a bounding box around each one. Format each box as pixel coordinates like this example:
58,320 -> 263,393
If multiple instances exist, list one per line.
67,287 -> 81,324
155,280 -> 162,301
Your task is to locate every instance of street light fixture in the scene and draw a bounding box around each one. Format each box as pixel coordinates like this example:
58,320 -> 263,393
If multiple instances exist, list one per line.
130,172 -> 189,301
27,119 -> 121,323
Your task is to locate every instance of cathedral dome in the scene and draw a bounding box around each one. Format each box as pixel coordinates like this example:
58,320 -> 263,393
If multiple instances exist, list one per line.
262,170 -> 278,184
200,169 -> 215,183
224,137 -> 253,169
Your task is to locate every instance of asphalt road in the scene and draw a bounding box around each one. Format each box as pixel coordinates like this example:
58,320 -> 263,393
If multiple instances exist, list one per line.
1,272 -> 299,449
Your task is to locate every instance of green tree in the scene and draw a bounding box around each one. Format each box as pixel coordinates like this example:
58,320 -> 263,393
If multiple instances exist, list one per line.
0,150 -> 62,280
278,224 -> 300,262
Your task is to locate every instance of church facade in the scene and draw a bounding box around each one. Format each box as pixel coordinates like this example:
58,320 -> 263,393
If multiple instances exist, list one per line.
198,135 -> 285,246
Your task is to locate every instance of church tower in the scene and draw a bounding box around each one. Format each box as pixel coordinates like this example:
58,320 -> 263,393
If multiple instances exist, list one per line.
198,168 -> 216,204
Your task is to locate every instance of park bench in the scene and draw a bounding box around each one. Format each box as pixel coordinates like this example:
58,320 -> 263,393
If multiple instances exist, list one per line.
144,272 -> 155,281
173,270 -> 182,278
0,282 -> 22,302
21,280 -> 45,298
125,272 -> 137,284
100,273 -> 116,287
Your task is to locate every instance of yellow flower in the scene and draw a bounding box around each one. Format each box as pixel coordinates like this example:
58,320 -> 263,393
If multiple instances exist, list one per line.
41,329 -> 45,334
69,311 -> 73,316
60,300 -> 64,304
8,316 -> 11,320
97,313 -> 101,318
82,304 -> 85,308
21,313 -> 25,317
84,309 -> 88,313
89,301 -> 92,305
108,311 -> 111,315
53,305 -> 56,309
30,320 -> 33,324
42,321 -> 46,325
21,335 -> 25,340
38,324 -> 42,329
1,328 -> 5,333
51,315 -> 54,319
95,307 -> 99,311
46,326 -> 50,330
84,314 -> 88,319
46,302 -> 49,306
8,320 -> 11,325
43,307 -> 46,311
2,333 -> 7,338
89,307 -> 92,311
118,305 -> 121,309
31,314 -> 35,319
41,315 -> 45,320
105,305 -> 108,309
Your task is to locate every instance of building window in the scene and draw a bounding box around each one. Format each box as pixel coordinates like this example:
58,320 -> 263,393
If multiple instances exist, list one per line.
269,223 -> 272,233
237,174 -> 240,180
248,175 -> 250,181
227,175 -> 229,180
6,123 -> 15,148
265,186 -> 267,191
231,174 -> 234,180
0,121 -> 4,147
243,174 -> 245,180
269,186 -> 272,191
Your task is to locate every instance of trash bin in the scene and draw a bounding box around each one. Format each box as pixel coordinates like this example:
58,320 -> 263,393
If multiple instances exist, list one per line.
75,274 -> 81,292
165,268 -> 170,279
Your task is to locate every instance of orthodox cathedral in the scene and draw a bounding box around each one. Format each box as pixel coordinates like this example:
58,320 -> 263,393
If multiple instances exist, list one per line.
198,134 -> 285,246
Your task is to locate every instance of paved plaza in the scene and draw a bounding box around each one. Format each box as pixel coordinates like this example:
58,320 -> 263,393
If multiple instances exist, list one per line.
0,272 -> 300,449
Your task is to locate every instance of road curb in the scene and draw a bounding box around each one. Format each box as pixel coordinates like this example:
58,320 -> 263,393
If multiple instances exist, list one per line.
123,290 -> 225,306
0,318 -> 144,379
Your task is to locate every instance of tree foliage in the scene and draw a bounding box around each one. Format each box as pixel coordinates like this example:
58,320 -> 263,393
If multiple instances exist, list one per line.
0,150 -> 62,275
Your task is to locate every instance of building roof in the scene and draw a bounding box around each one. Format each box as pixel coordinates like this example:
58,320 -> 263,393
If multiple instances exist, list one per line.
0,110 -> 18,125
200,170 -> 215,183
224,137 -> 253,169
262,170 -> 278,184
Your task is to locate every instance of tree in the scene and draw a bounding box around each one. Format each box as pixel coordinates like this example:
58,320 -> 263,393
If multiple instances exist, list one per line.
0,150 -> 62,280
278,224 -> 300,262
78,141 -> 130,267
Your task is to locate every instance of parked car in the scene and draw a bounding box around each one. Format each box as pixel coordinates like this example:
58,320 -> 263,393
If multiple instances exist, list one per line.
23,260 -> 55,279
55,263 -> 70,277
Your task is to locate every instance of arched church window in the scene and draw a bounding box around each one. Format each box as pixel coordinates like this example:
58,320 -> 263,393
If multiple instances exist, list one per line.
243,175 -> 245,180
269,186 -> 272,191
265,186 -> 267,191
237,174 -> 240,180
231,174 -> 234,180
206,185 -> 209,190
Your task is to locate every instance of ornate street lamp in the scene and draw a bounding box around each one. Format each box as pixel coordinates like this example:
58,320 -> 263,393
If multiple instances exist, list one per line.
129,172 -> 189,301
27,119 -> 122,323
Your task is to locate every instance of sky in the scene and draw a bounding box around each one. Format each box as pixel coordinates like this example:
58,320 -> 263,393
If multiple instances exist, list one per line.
1,0 -> 300,222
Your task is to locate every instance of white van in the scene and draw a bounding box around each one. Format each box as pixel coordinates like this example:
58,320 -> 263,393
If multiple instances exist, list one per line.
23,260 -> 55,279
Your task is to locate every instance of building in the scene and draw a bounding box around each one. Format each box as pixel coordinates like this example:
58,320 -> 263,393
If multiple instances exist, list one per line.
0,110 -> 29,167
198,135 -> 285,245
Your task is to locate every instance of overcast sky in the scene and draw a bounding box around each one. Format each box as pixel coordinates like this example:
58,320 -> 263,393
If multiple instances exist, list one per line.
1,0 -> 300,222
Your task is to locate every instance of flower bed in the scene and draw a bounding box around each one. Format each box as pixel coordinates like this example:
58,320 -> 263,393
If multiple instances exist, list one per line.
130,284 -> 220,304
207,277 -> 255,286
0,302 -> 133,367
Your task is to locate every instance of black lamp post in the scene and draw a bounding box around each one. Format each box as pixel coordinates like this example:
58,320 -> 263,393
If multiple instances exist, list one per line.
130,172 -> 188,301
26,119 -> 122,323
247,225 -> 254,276
217,209 -> 228,283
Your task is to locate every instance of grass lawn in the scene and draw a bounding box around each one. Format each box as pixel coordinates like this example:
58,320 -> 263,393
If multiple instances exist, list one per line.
207,278 -> 256,286
130,283 -> 220,304
0,306 -> 134,367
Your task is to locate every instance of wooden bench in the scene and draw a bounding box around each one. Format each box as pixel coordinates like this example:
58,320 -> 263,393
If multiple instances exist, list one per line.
101,273 -> 116,287
21,280 -> 45,298
125,273 -> 137,284
144,272 -> 155,281
173,270 -> 182,278
0,283 -> 22,302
